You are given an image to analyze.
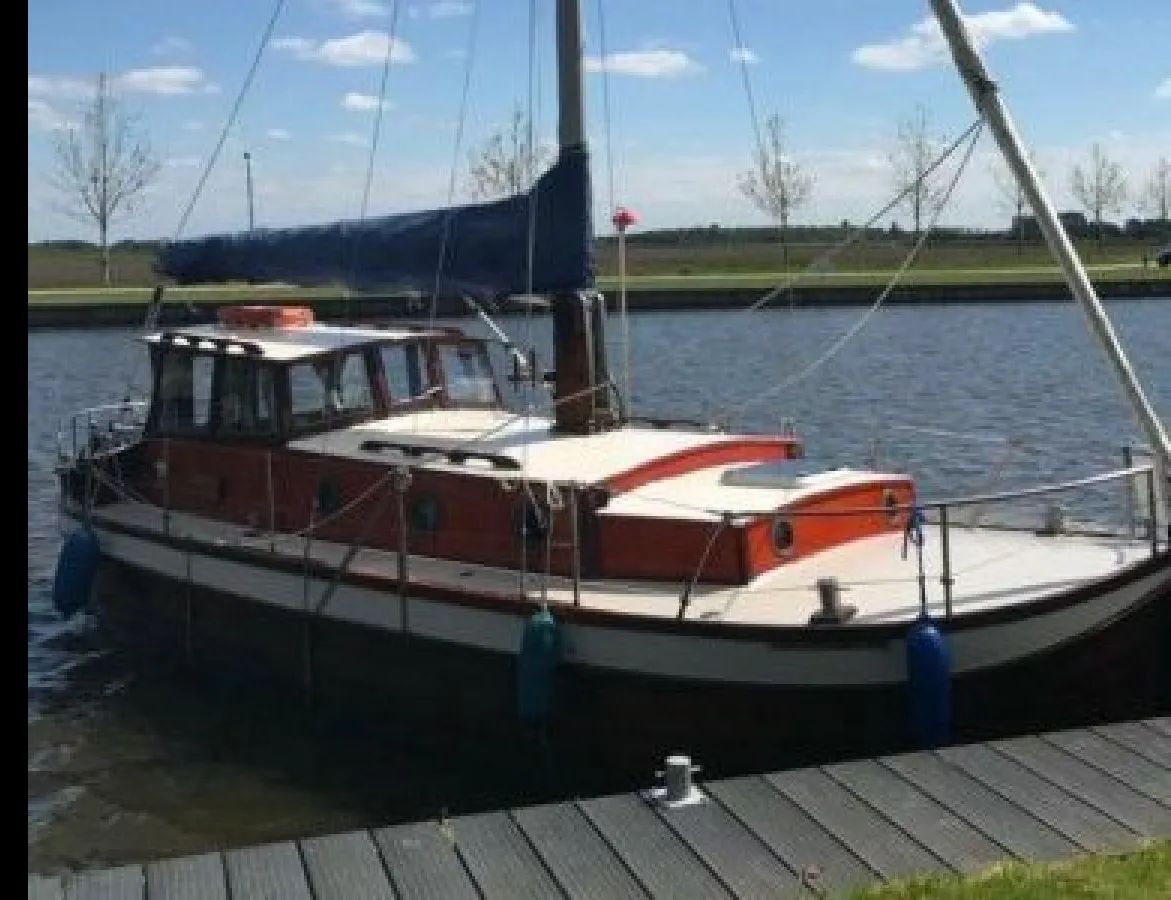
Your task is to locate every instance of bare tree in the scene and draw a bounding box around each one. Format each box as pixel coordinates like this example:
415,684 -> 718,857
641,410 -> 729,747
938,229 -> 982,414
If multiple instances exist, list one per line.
991,156 -> 1044,255
46,72 -> 162,285
1070,143 -> 1127,248
1136,156 -> 1170,224
888,105 -> 946,238
466,105 -> 553,201
737,113 -> 814,270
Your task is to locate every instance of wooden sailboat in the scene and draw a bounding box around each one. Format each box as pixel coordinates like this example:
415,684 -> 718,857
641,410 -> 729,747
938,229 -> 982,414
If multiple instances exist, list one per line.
54,0 -> 1168,782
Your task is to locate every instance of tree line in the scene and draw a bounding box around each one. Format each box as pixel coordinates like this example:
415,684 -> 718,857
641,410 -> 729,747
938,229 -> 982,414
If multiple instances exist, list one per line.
36,78 -> 1171,284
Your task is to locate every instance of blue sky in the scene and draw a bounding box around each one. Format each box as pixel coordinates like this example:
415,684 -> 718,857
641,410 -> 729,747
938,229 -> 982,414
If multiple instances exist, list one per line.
27,1 -> 1170,243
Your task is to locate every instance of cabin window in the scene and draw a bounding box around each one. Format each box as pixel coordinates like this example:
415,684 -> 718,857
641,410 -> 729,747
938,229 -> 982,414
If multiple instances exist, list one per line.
289,352 -> 375,431
290,359 -> 335,429
339,351 -> 375,414
438,343 -> 497,404
155,349 -> 213,436
217,357 -> 277,437
381,343 -> 430,404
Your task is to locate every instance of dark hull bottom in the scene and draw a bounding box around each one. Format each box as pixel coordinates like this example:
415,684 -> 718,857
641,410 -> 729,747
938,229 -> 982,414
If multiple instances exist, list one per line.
91,560 -> 1171,800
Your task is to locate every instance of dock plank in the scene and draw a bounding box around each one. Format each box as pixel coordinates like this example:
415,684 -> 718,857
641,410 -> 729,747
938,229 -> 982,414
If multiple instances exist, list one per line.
447,810 -> 561,900
60,865 -> 145,900
652,788 -> 804,899
373,821 -> 477,900
144,853 -> 227,900
766,766 -> 941,880
938,743 -> 1138,852
300,830 -> 395,900
706,775 -> 879,898
881,750 -> 1077,862
1044,728 -> 1171,805
580,792 -> 734,900
223,841 -> 312,900
512,801 -> 648,900
992,735 -> 1171,838
826,758 -> 1006,874
1092,721 -> 1171,769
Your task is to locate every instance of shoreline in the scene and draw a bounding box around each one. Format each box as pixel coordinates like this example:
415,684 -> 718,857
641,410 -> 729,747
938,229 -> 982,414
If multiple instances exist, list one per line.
27,278 -> 1169,329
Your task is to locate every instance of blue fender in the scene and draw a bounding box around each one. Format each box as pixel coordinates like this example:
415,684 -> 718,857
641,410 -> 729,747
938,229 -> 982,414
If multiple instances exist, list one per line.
906,618 -> 951,749
517,607 -> 560,724
52,527 -> 100,618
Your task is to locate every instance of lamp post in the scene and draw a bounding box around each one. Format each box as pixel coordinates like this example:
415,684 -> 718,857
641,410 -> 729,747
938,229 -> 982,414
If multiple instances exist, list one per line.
243,151 -> 255,232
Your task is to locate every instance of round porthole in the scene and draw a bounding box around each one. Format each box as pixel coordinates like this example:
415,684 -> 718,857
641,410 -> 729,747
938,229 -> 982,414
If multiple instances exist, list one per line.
771,516 -> 794,555
410,494 -> 442,533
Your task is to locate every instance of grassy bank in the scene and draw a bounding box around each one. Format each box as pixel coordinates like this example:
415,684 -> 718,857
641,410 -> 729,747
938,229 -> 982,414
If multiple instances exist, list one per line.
847,839 -> 1169,900
28,239 -> 1169,304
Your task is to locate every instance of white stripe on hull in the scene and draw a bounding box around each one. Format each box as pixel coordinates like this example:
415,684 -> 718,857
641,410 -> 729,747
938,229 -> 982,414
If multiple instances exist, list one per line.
87,522 -> 1165,689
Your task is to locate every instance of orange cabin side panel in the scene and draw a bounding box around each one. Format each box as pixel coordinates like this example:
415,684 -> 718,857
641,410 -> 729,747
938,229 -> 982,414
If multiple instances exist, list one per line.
741,478 -> 916,577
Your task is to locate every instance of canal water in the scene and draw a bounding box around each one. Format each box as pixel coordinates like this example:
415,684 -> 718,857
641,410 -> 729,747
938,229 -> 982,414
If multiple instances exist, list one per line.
28,298 -> 1170,874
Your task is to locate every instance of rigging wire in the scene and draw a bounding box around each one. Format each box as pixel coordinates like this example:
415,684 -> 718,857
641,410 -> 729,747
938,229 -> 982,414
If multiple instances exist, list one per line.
341,0 -> 405,315
726,120 -> 986,422
135,0 -> 287,389
593,0 -> 618,220
647,117 -> 986,426
429,0 -> 483,326
169,0 -> 287,245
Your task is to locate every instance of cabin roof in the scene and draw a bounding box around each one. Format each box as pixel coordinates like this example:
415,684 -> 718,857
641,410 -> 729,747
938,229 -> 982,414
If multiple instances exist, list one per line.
141,321 -> 462,363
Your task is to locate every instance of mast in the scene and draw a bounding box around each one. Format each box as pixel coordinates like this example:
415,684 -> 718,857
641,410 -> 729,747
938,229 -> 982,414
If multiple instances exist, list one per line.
928,0 -> 1170,519
552,0 -> 614,433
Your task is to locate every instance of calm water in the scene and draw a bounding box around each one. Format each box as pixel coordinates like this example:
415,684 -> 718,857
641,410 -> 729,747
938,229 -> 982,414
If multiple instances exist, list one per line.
27,299 -> 1170,874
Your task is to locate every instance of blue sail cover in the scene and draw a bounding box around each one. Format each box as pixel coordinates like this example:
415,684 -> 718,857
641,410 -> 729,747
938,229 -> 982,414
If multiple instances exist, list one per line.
159,149 -> 594,299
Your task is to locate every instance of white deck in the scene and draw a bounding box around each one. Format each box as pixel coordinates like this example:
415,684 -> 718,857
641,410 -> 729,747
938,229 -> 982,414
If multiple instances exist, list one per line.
85,501 -> 1160,628
290,414 -> 888,519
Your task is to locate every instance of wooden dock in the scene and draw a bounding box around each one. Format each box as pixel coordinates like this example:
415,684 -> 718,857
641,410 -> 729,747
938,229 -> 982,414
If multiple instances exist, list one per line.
28,718 -> 1171,899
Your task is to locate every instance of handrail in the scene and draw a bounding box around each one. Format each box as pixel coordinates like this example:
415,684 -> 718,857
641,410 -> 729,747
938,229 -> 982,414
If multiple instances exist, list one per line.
698,464 -> 1157,521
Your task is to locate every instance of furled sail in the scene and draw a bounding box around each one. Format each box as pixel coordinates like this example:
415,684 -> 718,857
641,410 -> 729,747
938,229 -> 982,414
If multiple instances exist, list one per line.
158,149 -> 594,300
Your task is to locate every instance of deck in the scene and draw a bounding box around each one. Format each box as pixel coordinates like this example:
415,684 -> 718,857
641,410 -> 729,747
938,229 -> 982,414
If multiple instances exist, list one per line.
87,500 -> 1160,627
27,717 -> 1171,899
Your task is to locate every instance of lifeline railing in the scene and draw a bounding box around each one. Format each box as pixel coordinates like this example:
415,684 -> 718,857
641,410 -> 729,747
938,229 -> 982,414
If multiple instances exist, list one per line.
670,459 -> 1166,621
65,428 -> 1166,625
55,400 -> 148,464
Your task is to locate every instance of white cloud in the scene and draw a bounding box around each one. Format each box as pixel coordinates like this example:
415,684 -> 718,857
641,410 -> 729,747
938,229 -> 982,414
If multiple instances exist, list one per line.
267,128 -> 292,141
115,66 -> 212,95
166,156 -> 202,168
273,31 -> 416,66
730,47 -> 759,65
585,49 -> 703,78
852,2 -> 1074,72
28,98 -> 70,130
342,92 -> 394,112
1156,78 -> 1171,100
183,120 -> 204,132
28,75 -> 97,99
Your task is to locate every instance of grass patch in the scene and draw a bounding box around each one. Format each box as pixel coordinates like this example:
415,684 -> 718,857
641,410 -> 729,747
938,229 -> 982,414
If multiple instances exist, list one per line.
845,839 -> 1170,900
27,240 -> 1169,304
